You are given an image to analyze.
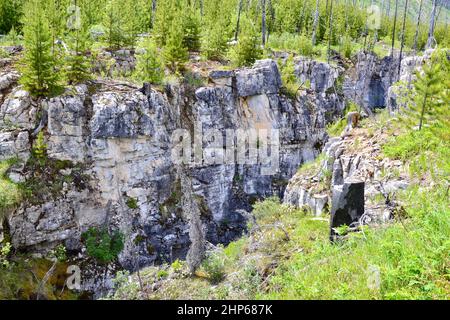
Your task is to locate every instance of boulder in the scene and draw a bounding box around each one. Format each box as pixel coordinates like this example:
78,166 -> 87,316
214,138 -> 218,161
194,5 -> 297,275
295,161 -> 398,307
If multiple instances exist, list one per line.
0,89 -> 36,130
330,181 -> 365,241
0,131 -> 30,161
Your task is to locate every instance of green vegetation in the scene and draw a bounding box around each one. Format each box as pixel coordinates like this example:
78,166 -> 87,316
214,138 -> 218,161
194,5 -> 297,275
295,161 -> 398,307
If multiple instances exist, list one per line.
135,40 -> 164,84
18,0 -> 60,97
81,227 -> 124,264
326,101 -> 359,137
0,158 -> 21,221
201,250 -> 226,284
126,197 -> 139,209
279,54 -> 300,98
401,50 -> 449,131
0,255 -> 77,300
229,15 -> 263,67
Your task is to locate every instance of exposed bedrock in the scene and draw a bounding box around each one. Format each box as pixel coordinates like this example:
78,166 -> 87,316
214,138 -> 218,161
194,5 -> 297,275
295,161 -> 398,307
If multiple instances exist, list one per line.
0,58 -> 344,287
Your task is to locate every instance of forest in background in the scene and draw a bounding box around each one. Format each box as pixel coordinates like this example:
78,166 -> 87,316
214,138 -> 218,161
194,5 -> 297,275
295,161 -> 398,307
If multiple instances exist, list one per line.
0,0 -> 449,98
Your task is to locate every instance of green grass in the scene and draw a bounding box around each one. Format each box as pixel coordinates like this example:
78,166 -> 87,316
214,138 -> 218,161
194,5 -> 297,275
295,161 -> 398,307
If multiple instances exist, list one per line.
0,159 -> 22,221
326,101 -> 359,137
0,256 -> 78,300
258,113 -> 450,300
259,187 -> 449,299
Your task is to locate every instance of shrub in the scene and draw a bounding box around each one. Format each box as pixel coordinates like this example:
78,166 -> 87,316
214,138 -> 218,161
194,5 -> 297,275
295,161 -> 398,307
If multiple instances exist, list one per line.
298,34 -> 314,57
0,242 -> 12,268
279,55 -> 299,98
171,259 -> 184,272
201,251 -> 226,284
50,244 -> 67,262
126,197 -> 139,209
134,38 -> 164,85
157,269 -> 169,279
82,228 -> 124,264
340,35 -> 353,59
32,131 -> 47,167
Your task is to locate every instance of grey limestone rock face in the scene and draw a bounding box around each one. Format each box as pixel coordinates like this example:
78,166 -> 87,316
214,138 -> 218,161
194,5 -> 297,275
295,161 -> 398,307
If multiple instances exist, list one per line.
1,59 -> 344,292
294,56 -> 341,93
343,52 -> 399,113
0,89 -> 36,130
235,59 -> 282,97
0,131 -> 30,161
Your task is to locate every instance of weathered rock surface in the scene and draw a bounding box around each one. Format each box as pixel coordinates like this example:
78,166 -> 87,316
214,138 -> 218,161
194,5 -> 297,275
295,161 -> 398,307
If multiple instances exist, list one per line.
329,181 -> 365,241
284,116 -> 410,223
387,49 -> 436,113
294,56 -> 342,93
0,58 -> 344,297
343,52 -> 398,113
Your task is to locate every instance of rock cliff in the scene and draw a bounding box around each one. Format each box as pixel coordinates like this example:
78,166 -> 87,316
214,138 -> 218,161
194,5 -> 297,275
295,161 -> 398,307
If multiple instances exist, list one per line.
0,57 -> 344,293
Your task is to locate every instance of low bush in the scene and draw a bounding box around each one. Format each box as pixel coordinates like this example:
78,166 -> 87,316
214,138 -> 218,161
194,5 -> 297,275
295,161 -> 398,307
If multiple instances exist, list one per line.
82,228 -> 124,264
201,251 -> 226,284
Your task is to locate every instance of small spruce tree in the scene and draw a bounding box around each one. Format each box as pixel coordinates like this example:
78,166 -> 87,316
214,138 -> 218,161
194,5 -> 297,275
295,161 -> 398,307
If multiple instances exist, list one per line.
182,8 -> 201,52
230,15 -> 262,67
134,38 -> 164,84
401,51 -> 449,131
65,0 -> 91,84
19,0 -> 60,97
201,12 -> 229,61
163,16 -> 189,74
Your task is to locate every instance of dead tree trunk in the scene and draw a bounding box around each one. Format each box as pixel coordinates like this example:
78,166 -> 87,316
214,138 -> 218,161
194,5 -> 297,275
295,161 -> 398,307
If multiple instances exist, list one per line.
413,0 -> 424,52
426,0 -> 438,48
328,0 -> 334,64
398,0 -> 409,80
391,0 -> 399,57
262,0 -> 267,46
151,0 -> 157,28
179,166 -> 205,274
235,0 -> 243,41
312,0 -> 320,46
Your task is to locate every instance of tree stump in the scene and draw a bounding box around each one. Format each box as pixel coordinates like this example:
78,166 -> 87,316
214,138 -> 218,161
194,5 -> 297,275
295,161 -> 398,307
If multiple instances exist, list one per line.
330,181 -> 365,242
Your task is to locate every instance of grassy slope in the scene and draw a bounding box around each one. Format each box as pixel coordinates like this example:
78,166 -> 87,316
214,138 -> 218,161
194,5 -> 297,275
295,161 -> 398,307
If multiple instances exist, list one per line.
260,111 -> 450,300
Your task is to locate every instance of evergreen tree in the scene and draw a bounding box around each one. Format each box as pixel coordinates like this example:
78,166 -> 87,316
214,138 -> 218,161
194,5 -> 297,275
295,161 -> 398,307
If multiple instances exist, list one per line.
201,1 -> 230,60
0,0 -> 23,34
65,0 -> 91,84
182,7 -> 201,52
103,0 -> 124,50
401,51 -> 449,131
45,0 -> 68,57
163,14 -> 189,73
6,25 -> 20,46
19,0 -> 60,97
123,0 -> 145,49
153,0 -> 175,46
230,15 -> 262,67
134,38 -> 164,84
